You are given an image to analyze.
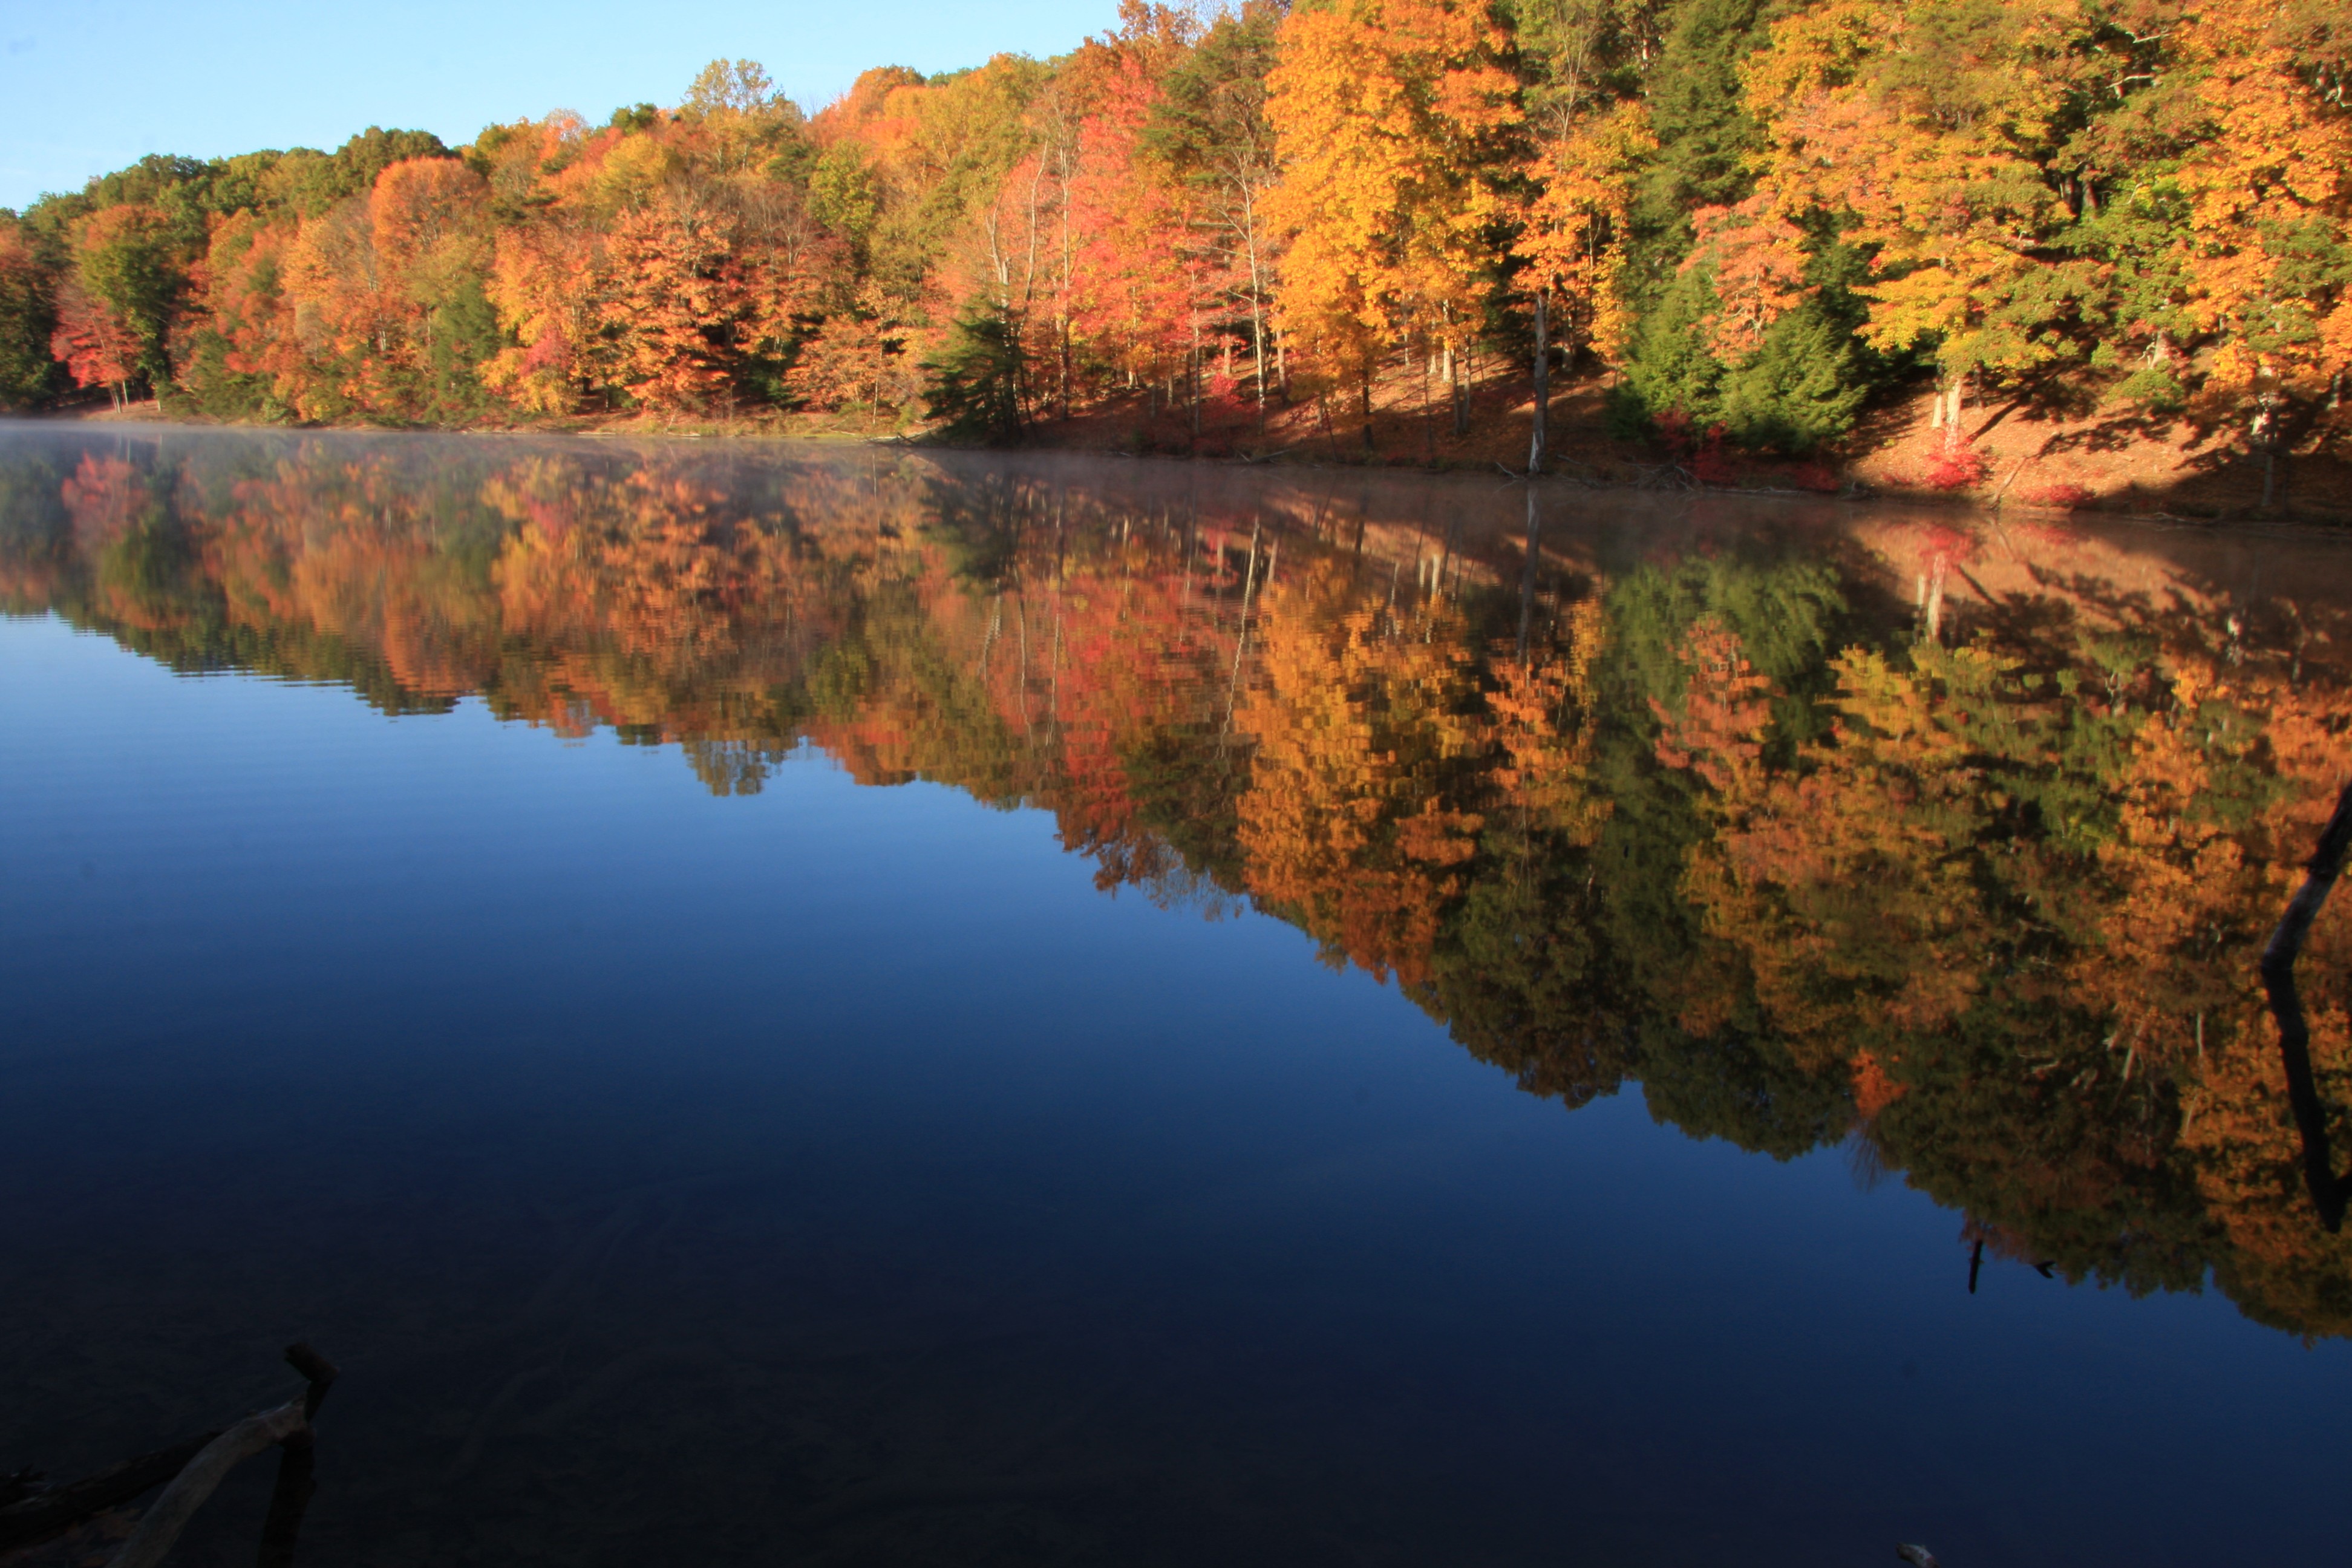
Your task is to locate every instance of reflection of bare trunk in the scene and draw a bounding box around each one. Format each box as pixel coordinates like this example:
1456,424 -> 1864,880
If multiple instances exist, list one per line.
1016,593 -> 1031,735
1924,558 -> 1947,644
2260,782 -> 2352,1232
1221,520 -> 1264,737
1517,488 -> 1541,661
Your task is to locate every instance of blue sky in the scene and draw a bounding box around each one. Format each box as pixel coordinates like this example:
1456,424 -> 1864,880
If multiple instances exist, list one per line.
0,0 -> 1123,211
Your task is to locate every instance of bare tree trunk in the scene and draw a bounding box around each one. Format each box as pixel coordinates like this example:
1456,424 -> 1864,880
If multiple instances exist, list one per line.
2256,396 -> 2281,510
1191,317 -> 1202,439
1527,292 -> 1549,475
1243,194 -> 1269,428
1250,299 -> 1268,431
1439,341 -> 1458,439
1422,349 -> 1434,462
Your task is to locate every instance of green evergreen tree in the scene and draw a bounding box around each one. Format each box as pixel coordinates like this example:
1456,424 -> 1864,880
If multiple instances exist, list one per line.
0,218 -> 57,408
1717,298 -> 1867,454
922,308 -> 1027,443
1626,0 -> 1766,286
1612,260 -> 1723,431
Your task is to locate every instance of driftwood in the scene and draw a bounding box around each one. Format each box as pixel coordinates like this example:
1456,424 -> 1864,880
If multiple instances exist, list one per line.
0,1434 -> 220,1550
0,1344 -> 337,1564
2258,781 -> 2352,1231
103,1402 -> 309,1568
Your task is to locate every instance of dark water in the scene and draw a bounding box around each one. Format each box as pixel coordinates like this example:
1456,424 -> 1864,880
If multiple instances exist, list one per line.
3,425 -> 2350,1566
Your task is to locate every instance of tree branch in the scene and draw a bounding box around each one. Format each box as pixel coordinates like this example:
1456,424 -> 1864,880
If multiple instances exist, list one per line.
104,1402 -> 308,1568
0,1434 -> 220,1552
2258,781 -> 2352,1231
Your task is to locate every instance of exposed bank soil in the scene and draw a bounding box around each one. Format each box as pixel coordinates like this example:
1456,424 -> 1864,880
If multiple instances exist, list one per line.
1844,387 -> 2352,525
45,358 -> 2352,526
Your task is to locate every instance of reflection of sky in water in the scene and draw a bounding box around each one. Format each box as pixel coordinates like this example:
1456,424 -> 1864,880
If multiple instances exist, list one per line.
2,428 -> 2350,1566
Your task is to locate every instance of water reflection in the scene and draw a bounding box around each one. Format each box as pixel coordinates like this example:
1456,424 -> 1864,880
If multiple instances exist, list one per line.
8,426 -> 2352,1341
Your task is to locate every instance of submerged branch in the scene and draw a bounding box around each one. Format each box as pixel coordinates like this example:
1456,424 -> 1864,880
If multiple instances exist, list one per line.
2258,782 -> 2352,1232
0,1434 -> 220,1552
105,1401 -> 309,1568
0,1344 -> 338,1566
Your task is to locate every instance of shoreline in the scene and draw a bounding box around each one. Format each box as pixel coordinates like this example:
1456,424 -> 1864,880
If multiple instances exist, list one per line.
23,394 -> 2352,533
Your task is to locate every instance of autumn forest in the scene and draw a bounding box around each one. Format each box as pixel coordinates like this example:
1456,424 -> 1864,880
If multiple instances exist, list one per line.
0,0 -> 2348,492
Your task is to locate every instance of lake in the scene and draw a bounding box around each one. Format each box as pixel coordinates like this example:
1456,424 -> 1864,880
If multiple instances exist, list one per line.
2,424 -> 2348,1566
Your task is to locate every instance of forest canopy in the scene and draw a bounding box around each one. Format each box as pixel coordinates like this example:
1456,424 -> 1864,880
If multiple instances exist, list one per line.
1,0 -> 2347,471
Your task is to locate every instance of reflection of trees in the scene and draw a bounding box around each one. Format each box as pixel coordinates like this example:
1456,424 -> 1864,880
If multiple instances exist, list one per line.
1236,563 -> 1484,985
1415,603 -> 1618,1106
14,435 -> 2352,1338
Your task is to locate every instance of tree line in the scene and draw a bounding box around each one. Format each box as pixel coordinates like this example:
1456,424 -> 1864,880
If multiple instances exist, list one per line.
0,0 -> 2346,476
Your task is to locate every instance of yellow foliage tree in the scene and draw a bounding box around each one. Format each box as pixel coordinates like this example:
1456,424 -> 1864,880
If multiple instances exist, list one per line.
1518,102 -> 1651,364
1264,0 -> 1519,434
1745,0 -> 2082,437
2167,0 -> 2352,501
1237,561 -> 1485,984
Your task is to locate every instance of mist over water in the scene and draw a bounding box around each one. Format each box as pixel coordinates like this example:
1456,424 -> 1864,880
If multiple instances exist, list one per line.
4,424 -> 2350,1566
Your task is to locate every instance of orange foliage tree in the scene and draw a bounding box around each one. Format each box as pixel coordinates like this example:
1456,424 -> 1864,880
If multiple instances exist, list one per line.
50,279 -> 143,406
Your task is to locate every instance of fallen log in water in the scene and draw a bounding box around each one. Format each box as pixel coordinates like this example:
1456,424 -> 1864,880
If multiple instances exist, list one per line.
0,1434 -> 221,1552
0,1344 -> 338,1563
103,1400 -> 309,1568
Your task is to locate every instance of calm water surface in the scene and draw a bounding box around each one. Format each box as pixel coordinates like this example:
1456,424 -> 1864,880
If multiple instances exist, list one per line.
4,425 -> 2350,1565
